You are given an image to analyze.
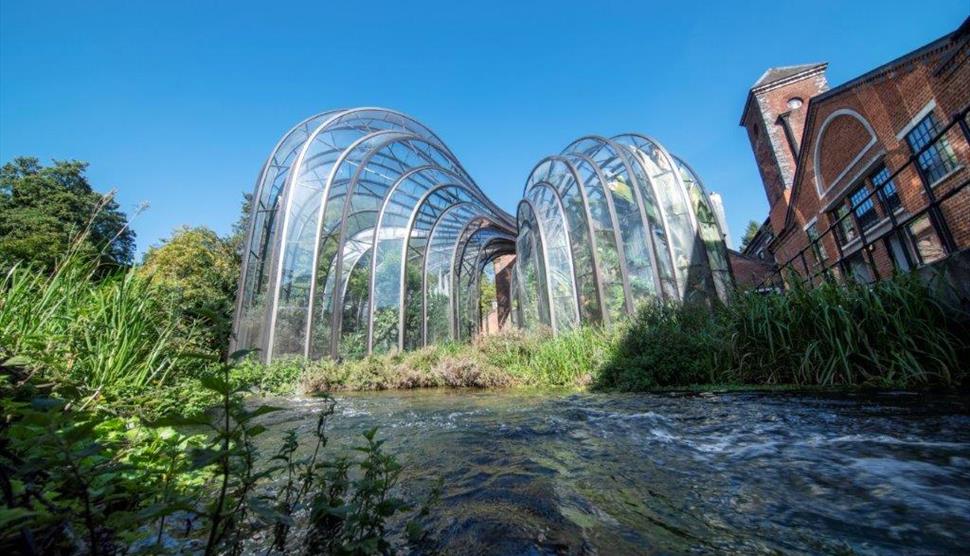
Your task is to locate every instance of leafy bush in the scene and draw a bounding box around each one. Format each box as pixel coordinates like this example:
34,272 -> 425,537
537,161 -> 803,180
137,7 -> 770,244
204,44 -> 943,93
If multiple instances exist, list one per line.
597,301 -> 728,390
723,273 -> 967,387
138,227 -> 239,357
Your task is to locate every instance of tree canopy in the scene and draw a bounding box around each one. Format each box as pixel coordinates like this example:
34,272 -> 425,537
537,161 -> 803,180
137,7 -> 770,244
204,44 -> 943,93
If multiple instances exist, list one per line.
139,226 -> 239,355
0,157 -> 135,270
739,220 -> 761,251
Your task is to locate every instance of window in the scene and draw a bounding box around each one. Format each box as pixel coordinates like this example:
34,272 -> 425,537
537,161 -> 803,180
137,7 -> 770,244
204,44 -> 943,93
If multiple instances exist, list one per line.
869,165 -> 900,212
885,235 -> 912,272
806,222 -> 827,262
905,112 -> 958,185
849,184 -> 878,230
832,204 -> 857,244
787,97 -> 803,109
907,214 -> 946,265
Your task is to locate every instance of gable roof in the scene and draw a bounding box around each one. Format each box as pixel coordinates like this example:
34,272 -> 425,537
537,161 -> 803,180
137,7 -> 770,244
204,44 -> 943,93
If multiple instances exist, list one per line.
752,63 -> 828,89
739,63 -> 828,125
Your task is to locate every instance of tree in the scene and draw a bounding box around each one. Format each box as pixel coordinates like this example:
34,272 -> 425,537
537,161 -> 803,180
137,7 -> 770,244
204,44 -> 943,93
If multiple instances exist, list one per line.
0,157 -> 135,270
739,220 -> 761,251
227,192 -> 253,259
139,227 -> 239,355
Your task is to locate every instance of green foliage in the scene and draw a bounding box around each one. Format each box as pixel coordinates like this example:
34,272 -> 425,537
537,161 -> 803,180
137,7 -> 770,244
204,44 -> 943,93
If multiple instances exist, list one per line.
0,253 -> 204,411
1,354 -> 436,555
721,273 -> 967,387
231,356 -> 306,396
476,327 -> 612,387
600,273 -> 967,390
0,157 -> 135,271
597,302 -> 727,390
139,226 -> 239,356
739,219 -> 760,251
288,274 -> 968,395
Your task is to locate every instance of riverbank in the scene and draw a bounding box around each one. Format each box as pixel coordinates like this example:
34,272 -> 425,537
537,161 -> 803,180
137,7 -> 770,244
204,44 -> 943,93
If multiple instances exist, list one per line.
241,274 -> 969,397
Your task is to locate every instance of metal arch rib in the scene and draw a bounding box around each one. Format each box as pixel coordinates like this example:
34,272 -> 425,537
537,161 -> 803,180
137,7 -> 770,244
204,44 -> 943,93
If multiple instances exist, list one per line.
612,140 -> 683,299
324,130 -> 432,358
524,181 -> 582,327
565,135 -> 666,302
450,217 -> 515,340
231,110 -> 347,354
534,155 -> 609,326
397,180 -> 511,350
420,201 -> 478,346
517,197 -> 558,332
469,237 -> 516,337
302,128 -> 414,359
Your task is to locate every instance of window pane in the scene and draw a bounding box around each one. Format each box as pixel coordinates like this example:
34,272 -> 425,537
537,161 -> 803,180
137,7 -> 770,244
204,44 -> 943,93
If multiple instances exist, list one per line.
906,113 -> 958,184
806,223 -> 827,261
870,166 -> 900,212
849,186 -> 878,230
833,205 -> 857,244
908,214 -> 946,265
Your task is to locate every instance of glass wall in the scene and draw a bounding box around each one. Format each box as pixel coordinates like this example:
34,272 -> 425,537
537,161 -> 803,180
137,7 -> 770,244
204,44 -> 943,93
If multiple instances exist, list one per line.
513,133 -> 734,325
233,108 -> 732,362
233,109 -> 516,361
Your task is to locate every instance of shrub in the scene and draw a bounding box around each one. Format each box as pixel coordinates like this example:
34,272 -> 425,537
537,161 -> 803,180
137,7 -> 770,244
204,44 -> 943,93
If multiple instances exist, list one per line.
597,301 -> 727,391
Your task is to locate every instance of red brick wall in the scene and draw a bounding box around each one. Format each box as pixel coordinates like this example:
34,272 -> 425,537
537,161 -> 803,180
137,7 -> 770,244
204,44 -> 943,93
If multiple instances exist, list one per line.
742,72 -> 829,237
817,115 -> 873,188
728,250 -> 777,289
769,35 -> 970,282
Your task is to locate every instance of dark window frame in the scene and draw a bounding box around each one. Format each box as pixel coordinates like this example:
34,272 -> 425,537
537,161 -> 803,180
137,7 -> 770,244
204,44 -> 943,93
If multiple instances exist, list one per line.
905,112 -> 959,185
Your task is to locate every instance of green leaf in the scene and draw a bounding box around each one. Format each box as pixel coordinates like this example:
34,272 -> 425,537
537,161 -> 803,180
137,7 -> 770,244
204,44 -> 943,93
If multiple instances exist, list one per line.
199,375 -> 228,394
0,507 -> 36,529
245,405 -> 283,419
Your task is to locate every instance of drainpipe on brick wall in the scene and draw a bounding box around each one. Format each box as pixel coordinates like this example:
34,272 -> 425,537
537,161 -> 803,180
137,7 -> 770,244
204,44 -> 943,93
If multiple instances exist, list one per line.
777,111 -> 800,159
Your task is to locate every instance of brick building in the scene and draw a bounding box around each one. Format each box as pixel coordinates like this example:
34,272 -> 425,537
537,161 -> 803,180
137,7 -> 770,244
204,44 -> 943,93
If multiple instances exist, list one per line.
739,17 -> 970,285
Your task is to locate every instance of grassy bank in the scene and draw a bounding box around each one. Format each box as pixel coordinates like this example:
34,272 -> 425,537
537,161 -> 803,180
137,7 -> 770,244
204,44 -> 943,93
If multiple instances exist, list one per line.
251,273 -> 968,396
236,326 -> 613,395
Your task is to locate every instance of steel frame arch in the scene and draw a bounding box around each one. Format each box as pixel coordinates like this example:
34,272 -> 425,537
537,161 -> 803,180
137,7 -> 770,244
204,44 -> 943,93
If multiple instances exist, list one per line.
528,155 -> 610,325
451,217 -> 512,340
324,131 -> 467,357
398,181 -> 514,350
420,201 -> 495,345
516,197 -> 561,333
523,181 -> 582,328
561,151 -> 636,316
468,236 -> 516,338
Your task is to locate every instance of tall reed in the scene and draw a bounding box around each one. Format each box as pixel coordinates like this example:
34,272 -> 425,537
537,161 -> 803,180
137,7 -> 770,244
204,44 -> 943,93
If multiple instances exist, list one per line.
0,251 -> 193,408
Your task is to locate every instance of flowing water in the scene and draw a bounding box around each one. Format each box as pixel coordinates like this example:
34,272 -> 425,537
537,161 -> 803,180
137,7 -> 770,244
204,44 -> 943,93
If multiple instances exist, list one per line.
255,390 -> 970,555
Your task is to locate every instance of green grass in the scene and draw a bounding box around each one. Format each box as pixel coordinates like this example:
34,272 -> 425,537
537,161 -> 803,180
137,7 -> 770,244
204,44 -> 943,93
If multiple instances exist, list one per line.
273,273 -> 968,396
0,251 -> 215,415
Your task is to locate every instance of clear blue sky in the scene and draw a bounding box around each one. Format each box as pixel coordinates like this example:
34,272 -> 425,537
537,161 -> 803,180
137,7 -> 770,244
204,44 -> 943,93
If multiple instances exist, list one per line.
2,1 -> 967,255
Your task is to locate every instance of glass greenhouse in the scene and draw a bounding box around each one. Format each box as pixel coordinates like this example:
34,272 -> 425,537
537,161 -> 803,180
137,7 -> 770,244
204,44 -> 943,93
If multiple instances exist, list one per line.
232,108 -> 732,362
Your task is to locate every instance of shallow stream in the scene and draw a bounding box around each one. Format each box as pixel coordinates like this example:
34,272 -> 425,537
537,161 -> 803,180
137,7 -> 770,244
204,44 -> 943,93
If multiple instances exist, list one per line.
255,390 -> 970,554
